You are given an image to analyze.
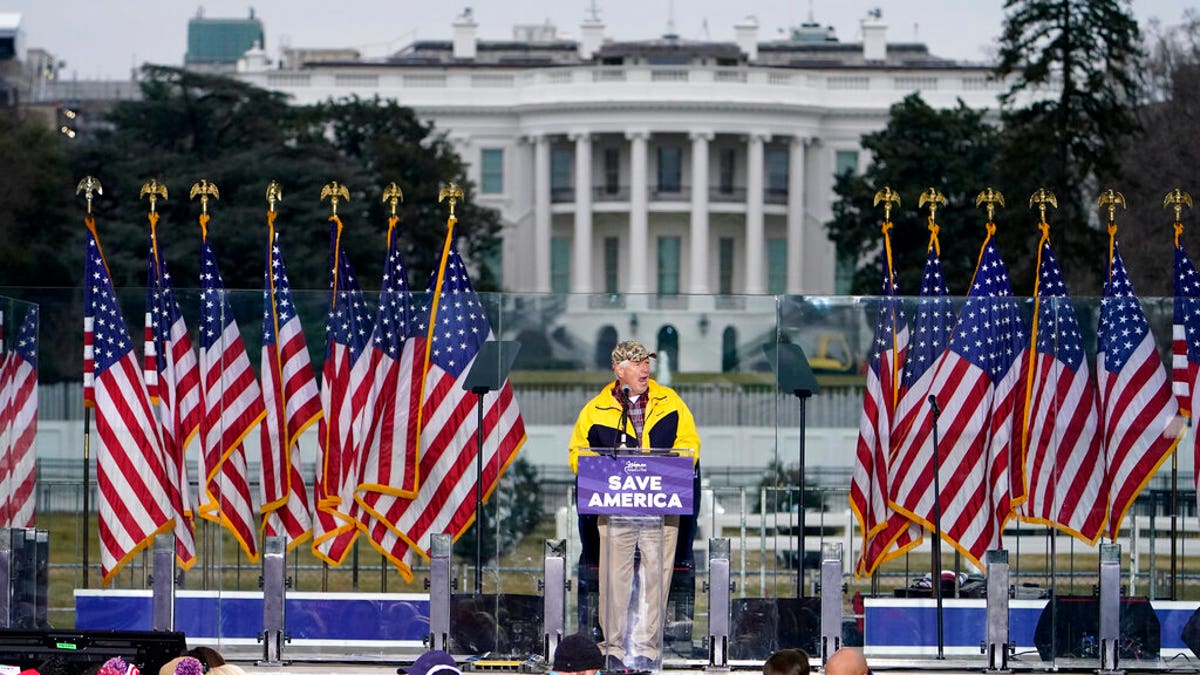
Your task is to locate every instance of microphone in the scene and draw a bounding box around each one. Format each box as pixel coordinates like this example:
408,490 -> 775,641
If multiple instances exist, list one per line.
615,383 -> 631,452
927,394 -> 940,415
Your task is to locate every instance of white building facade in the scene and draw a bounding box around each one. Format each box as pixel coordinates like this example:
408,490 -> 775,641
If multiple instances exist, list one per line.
235,11 -> 1005,298
234,11 -> 1007,372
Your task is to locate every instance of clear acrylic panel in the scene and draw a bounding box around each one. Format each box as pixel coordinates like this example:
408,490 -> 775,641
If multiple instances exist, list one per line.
2,286 -> 1195,670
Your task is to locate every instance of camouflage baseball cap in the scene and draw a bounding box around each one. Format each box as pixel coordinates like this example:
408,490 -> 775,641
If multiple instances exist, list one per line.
611,340 -> 656,365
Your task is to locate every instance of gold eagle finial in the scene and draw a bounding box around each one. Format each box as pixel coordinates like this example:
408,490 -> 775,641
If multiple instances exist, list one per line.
1164,188 -> 1193,224
189,179 -> 220,215
1027,189 -> 1057,225
1097,189 -> 1127,226
381,182 -> 404,217
139,179 -> 168,214
872,186 -> 900,222
438,182 -> 464,219
918,187 -> 946,224
76,176 -> 103,215
266,181 -> 282,213
321,181 -> 350,217
975,188 -> 1006,223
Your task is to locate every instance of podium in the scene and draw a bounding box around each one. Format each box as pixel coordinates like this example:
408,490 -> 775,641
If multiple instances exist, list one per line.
577,449 -> 695,670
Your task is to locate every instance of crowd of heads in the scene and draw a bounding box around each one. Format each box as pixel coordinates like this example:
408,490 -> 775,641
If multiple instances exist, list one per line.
1,646 -> 247,675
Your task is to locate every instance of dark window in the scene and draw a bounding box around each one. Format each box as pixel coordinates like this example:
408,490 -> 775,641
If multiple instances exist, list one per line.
480,148 -> 504,194
657,146 -> 682,193
718,237 -> 735,295
551,147 -> 573,198
551,236 -> 570,294
719,148 -> 736,194
604,236 -> 619,294
604,148 -> 620,194
657,236 -> 681,295
766,148 -> 788,197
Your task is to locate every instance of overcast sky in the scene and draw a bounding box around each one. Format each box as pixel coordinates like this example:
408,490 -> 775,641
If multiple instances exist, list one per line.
1,0 -> 1192,80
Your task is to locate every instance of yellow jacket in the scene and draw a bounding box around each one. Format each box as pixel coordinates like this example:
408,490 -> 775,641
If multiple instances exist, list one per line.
568,378 -> 701,473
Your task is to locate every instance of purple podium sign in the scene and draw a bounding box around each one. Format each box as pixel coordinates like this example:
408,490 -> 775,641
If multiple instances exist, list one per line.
576,451 -> 694,516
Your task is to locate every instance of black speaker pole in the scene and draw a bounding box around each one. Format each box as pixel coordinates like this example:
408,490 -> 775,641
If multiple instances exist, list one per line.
796,390 -> 808,597
928,394 -> 945,660
461,340 -> 521,596
473,391 -> 485,594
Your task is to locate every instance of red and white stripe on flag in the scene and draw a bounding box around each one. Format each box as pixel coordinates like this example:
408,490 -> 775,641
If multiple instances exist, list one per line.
312,219 -> 373,566
1099,243 -> 1181,541
147,236 -> 202,569
197,239 -> 265,562
85,223 -> 176,582
260,228 -> 320,548
1,309 -> 39,528
385,247 -> 526,560
1019,237 -> 1105,543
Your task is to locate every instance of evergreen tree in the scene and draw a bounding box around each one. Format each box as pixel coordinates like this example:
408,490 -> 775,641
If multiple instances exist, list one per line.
825,94 -> 1013,296
995,0 -> 1144,291
67,67 -> 503,293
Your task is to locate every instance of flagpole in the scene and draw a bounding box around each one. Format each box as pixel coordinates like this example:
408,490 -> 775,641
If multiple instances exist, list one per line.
437,184 -> 489,594
1166,189 -> 1193,601
76,177 -> 102,589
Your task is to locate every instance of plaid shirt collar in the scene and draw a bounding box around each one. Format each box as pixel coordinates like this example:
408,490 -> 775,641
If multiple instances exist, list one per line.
612,381 -> 647,445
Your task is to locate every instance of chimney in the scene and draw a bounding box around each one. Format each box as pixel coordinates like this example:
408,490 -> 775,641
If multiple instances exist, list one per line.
453,7 -> 478,60
734,15 -> 758,62
579,17 -> 605,60
861,8 -> 886,62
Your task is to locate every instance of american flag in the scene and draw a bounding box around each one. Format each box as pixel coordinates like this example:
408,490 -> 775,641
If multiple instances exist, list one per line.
259,225 -> 320,548
850,241 -> 909,577
867,240 -> 955,573
1172,243 -> 1200,417
0,308 -> 37,528
1174,241 -> 1200,519
1020,236 -> 1104,542
1098,241 -> 1181,540
146,230 -> 201,568
890,235 -> 1027,568
313,218 -> 373,566
381,241 -> 526,561
354,220 -> 425,569
84,221 -> 176,583
0,309 -> 11,523
197,234 -> 265,561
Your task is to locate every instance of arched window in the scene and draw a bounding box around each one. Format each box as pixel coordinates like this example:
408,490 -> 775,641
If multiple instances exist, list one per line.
722,326 -> 739,372
595,325 -> 618,369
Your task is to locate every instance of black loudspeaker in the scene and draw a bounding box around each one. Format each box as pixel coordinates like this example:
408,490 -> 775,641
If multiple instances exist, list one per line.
1180,606 -> 1200,658
0,629 -> 187,674
729,597 -> 820,660
1032,595 -> 1160,661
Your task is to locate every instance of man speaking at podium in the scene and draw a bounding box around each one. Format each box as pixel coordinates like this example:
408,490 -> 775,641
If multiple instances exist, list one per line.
568,340 -> 701,669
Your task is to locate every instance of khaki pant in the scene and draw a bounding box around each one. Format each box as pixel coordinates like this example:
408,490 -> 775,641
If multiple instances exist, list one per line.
597,514 -> 679,662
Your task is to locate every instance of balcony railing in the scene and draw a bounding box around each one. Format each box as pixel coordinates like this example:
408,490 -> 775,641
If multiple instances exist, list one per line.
593,185 -> 630,201
649,185 -> 690,201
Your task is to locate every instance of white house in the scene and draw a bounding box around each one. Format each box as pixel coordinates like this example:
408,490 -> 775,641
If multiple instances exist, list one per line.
233,9 -> 1006,372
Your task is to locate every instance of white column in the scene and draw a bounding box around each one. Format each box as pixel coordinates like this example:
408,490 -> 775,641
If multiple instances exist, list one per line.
786,135 -> 808,295
744,132 -> 767,294
533,135 -> 552,293
688,130 -> 713,295
571,131 -> 593,294
627,130 -> 650,294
